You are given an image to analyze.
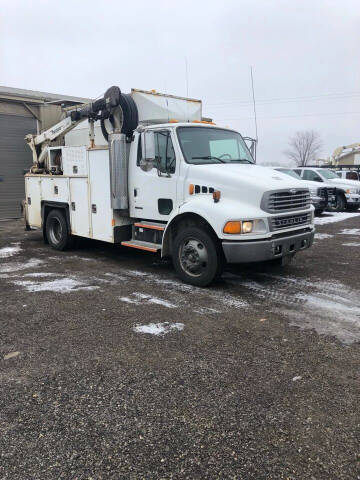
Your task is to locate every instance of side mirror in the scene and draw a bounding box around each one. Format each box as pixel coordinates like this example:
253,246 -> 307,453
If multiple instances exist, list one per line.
314,176 -> 323,182
140,131 -> 155,171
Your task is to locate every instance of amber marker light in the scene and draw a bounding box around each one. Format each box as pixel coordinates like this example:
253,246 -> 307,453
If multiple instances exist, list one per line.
223,221 -> 241,234
189,184 -> 195,195
213,190 -> 221,203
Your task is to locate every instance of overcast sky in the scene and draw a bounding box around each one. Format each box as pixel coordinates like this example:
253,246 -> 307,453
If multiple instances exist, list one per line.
1,0 -> 359,164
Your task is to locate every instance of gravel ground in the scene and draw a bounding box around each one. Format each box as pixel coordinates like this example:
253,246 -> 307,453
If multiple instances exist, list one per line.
0,216 -> 359,479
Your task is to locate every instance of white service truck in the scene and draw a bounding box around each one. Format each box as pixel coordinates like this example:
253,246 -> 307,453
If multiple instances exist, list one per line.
24,86 -> 315,286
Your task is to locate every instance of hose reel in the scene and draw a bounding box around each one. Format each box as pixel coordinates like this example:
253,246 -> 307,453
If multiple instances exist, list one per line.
70,86 -> 139,141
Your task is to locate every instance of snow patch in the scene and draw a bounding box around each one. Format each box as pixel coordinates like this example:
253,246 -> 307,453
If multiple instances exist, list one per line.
0,258 -> 44,273
194,307 -> 221,314
119,292 -> 177,308
133,322 -> 184,336
13,277 -> 99,293
23,272 -> 58,278
314,233 -> 333,240
314,211 -> 360,225
119,296 -> 138,304
229,272 -> 360,344
0,243 -> 21,258
292,376 -> 302,382
339,228 -> 360,235
342,242 -> 360,247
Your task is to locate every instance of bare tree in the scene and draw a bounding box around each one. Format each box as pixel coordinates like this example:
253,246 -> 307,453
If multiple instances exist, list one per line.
284,130 -> 322,166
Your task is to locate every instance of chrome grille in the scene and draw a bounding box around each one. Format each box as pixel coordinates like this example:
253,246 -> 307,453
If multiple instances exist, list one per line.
317,187 -> 327,198
263,189 -> 310,213
270,212 -> 311,231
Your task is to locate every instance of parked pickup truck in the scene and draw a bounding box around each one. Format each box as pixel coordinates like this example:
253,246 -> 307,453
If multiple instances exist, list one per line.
293,167 -> 360,212
273,167 -> 336,215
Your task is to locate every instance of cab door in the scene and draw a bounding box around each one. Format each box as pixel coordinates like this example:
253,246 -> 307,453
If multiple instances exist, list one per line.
129,129 -> 178,221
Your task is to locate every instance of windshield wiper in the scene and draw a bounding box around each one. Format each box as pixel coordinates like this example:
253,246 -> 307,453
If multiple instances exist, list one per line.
192,155 -> 226,164
229,158 -> 253,164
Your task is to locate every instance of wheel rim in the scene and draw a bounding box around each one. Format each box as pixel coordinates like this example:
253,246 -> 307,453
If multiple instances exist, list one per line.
49,218 -> 63,245
179,237 -> 209,277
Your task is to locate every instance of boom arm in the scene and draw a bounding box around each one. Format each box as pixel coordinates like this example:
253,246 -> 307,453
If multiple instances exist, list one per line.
25,86 -> 122,172
25,116 -> 82,170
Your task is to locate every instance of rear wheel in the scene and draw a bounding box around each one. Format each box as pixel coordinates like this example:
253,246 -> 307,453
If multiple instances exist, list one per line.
45,209 -> 73,251
172,227 -> 224,286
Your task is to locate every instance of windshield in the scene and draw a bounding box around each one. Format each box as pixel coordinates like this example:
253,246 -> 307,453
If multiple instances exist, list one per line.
276,168 -> 301,179
177,127 -> 254,165
318,169 -> 339,179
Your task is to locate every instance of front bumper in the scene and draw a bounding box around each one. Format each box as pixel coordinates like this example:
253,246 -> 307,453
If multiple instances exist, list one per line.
222,228 -> 315,263
345,194 -> 360,204
311,196 -> 327,210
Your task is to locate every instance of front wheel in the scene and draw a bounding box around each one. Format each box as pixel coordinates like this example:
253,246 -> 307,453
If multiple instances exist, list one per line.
172,227 -> 224,286
328,192 -> 346,212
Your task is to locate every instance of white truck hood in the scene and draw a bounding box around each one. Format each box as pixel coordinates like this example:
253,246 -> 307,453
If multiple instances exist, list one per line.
302,179 -> 333,189
326,177 -> 360,189
187,164 -> 306,195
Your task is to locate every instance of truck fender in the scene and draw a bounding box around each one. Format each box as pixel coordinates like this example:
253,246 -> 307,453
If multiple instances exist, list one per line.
161,203 -> 218,258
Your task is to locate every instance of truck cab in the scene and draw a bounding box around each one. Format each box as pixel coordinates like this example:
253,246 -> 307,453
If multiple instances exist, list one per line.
24,87 -> 315,286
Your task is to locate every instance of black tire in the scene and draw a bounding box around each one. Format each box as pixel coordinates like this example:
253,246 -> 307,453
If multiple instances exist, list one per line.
172,227 -> 224,287
101,93 -> 138,141
315,208 -> 324,216
328,192 -> 346,212
45,209 -> 73,251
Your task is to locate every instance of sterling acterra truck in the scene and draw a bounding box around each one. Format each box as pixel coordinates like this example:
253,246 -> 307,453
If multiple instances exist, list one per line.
24,86 -> 315,286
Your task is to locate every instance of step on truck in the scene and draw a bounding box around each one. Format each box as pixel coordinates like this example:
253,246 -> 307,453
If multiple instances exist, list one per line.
24,86 -> 315,286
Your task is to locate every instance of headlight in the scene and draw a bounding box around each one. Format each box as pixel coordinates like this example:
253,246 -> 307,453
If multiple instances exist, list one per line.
309,187 -> 318,196
223,220 -> 253,234
242,221 -> 253,233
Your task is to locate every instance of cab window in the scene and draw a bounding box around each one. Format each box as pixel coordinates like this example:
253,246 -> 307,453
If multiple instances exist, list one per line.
303,169 -> 323,182
155,131 -> 176,174
137,131 -> 176,174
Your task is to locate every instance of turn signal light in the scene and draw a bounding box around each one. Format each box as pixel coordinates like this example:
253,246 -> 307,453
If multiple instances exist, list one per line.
189,184 -> 194,195
223,221 -> 241,234
213,190 -> 221,203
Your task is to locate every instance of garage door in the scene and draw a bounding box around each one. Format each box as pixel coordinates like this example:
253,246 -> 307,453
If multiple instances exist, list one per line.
0,114 -> 37,220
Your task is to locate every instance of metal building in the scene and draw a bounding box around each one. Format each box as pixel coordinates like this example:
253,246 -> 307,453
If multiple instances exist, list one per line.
0,86 -> 88,220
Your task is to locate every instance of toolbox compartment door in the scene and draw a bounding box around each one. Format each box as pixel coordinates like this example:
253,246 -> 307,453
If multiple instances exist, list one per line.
69,177 -> 90,237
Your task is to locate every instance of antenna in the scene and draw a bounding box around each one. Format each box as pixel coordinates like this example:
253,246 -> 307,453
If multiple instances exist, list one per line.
185,58 -> 189,97
250,66 -> 258,161
163,79 -> 169,122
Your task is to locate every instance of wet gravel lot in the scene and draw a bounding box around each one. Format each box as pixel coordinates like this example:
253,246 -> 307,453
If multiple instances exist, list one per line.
0,216 -> 359,479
